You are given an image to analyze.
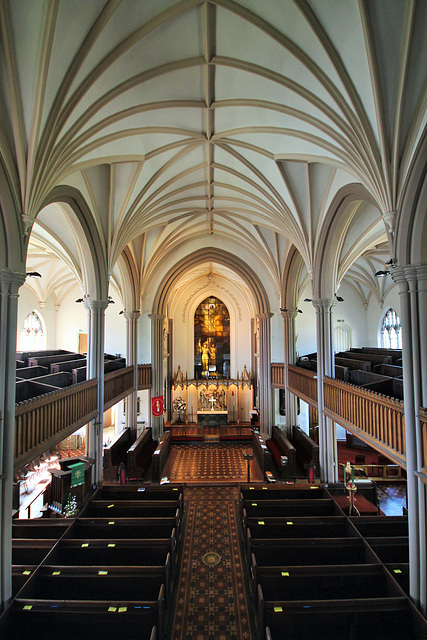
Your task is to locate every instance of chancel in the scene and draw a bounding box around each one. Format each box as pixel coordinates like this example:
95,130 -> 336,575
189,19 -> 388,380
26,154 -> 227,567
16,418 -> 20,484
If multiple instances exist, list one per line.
0,2 -> 427,639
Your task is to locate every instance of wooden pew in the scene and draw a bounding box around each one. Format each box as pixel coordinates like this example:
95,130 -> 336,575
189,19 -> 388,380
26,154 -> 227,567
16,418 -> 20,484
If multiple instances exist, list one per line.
126,427 -> 158,481
249,537 -> 372,568
290,426 -> 319,480
242,498 -> 340,521
252,432 -> 271,479
1,599 -> 159,640
262,597 -> 426,640
240,485 -> 327,502
266,426 -> 296,479
103,428 -> 133,481
151,431 -> 172,483
70,518 -> 177,542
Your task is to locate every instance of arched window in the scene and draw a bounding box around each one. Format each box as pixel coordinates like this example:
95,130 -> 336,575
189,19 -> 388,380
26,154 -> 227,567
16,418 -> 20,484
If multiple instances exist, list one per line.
21,311 -> 45,351
381,308 -> 402,349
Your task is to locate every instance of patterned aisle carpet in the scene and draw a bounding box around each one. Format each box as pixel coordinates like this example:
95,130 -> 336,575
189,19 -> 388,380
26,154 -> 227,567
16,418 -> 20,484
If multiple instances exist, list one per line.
170,486 -> 253,640
164,443 -> 263,483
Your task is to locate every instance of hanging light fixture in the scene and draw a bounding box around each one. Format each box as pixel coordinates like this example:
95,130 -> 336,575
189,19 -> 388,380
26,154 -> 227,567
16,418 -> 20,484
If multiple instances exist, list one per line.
26,271 -> 42,278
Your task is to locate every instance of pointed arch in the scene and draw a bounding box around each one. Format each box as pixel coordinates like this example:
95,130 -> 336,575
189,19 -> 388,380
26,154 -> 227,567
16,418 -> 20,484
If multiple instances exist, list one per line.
153,248 -> 270,316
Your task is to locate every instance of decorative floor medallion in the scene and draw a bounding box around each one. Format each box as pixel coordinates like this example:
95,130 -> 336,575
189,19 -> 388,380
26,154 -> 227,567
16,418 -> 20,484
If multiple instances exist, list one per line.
202,551 -> 221,566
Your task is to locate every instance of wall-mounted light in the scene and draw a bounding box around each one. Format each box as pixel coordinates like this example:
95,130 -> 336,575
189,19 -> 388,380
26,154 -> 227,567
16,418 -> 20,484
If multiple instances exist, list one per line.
375,270 -> 390,277
119,310 -> 124,315
304,298 -> 312,302
280,308 -> 288,312
75,298 -> 84,303
108,296 -> 115,304
26,271 -> 42,278
297,309 -> 303,314
335,295 -> 344,302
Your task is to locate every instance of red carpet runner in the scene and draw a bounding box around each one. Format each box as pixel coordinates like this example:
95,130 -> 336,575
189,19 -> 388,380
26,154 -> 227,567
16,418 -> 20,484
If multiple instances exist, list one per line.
170,486 -> 253,640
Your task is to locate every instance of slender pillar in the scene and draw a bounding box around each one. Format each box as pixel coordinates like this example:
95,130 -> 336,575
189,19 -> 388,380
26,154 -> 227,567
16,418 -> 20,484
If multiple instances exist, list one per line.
149,314 -> 165,440
393,265 -> 427,612
0,269 -> 25,606
124,311 -> 140,438
257,313 -> 273,435
84,298 -> 108,486
313,298 -> 337,482
281,309 -> 298,430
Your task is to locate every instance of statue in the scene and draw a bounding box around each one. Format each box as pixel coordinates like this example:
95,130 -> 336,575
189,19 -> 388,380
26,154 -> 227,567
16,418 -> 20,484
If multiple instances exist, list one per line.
174,365 -> 184,387
201,341 -> 210,372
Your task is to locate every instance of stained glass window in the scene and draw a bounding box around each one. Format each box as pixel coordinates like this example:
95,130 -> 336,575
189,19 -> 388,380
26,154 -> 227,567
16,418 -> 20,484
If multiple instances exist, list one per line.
194,297 -> 230,378
381,308 -> 402,349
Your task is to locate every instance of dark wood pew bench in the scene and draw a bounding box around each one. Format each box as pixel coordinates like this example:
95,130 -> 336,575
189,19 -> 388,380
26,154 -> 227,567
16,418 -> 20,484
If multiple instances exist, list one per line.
350,515 -> 408,537
240,484 -> 326,502
2,599 -> 159,640
246,515 -> 351,547
70,518 -> 177,541
12,540 -> 56,565
95,485 -> 183,502
103,427 -> 133,481
48,539 -> 173,570
12,566 -> 37,597
126,427 -> 158,481
290,426 -> 319,480
364,537 -> 410,563
266,426 -> 296,478
12,520 -> 71,540
262,597 -> 426,640
256,564 -> 400,603
249,537 -> 373,567
242,498 -> 340,521
82,502 -> 181,535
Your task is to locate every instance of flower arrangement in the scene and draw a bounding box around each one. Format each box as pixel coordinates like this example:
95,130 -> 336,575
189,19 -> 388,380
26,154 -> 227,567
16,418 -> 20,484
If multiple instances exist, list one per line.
173,397 -> 186,413
64,493 -> 79,517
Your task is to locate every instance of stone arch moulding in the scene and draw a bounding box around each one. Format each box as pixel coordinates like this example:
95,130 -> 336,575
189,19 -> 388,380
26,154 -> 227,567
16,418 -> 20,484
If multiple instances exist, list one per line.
313,183 -> 383,300
395,128 -> 427,265
39,186 -> 108,300
282,246 -> 305,311
153,248 -> 271,317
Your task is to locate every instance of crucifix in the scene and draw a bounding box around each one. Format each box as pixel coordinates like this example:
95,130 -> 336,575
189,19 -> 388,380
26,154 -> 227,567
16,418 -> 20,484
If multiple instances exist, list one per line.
209,396 -> 215,411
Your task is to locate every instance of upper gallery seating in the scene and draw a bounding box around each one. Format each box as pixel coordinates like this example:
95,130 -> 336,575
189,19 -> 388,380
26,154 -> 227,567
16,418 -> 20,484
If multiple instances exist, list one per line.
297,347 -> 403,399
15,350 -> 126,402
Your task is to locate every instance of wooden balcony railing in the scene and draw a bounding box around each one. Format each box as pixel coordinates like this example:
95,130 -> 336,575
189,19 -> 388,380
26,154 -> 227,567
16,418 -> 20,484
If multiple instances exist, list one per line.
271,363 -> 285,387
138,364 -> 152,389
14,379 -> 98,469
288,364 -> 318,406
14,365 -> 154,470
324,377 -> 406,467
104,366 -> 134,410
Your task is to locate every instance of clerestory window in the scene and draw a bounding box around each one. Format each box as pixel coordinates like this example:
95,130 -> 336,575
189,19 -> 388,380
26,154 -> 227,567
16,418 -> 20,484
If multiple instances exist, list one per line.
381,308 -> 402,349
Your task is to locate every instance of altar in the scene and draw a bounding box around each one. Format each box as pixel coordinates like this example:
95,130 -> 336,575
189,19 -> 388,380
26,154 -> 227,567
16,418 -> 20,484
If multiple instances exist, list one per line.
197,410 -> 228,426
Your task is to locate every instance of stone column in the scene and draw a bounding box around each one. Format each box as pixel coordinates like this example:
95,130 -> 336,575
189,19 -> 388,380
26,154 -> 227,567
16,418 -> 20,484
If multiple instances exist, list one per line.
124,311 -> 140,438
393,265 -> 427,612
84,298 -> 108,486
312,298 -> 337,483
281,309 -> 298,430
0,269 -> 25,606
150,314 -> 165,440
257,313 -> 273,435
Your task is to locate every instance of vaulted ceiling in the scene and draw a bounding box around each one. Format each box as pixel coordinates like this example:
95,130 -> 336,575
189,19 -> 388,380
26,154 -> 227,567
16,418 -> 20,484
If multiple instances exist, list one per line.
2,0 -> 426,309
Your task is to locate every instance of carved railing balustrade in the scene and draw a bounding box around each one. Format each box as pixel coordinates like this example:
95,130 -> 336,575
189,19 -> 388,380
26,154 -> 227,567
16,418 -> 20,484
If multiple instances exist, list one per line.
138,363 -> 152,389
14,379 -> 98,469
287,364 -> 318,406
323,376 -> 406,467
104,366 -> 134,410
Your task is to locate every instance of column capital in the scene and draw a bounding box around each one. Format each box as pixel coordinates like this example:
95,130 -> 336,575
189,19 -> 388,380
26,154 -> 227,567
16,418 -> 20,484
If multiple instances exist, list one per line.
123,310 -> 141,321
149,313 -> 166,322
280,309 -> 298,321
0,268 -> 26,294
256,312 -> 274,322
312,298 -> 335,312
83,298 -> 109,313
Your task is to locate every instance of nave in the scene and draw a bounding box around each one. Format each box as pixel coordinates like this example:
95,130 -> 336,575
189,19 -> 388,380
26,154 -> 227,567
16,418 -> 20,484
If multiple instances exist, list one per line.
2,440 -> 426,640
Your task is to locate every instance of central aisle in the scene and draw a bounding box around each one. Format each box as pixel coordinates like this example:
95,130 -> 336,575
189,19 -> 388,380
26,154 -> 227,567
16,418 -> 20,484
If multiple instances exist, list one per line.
170,485 -> 254,640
